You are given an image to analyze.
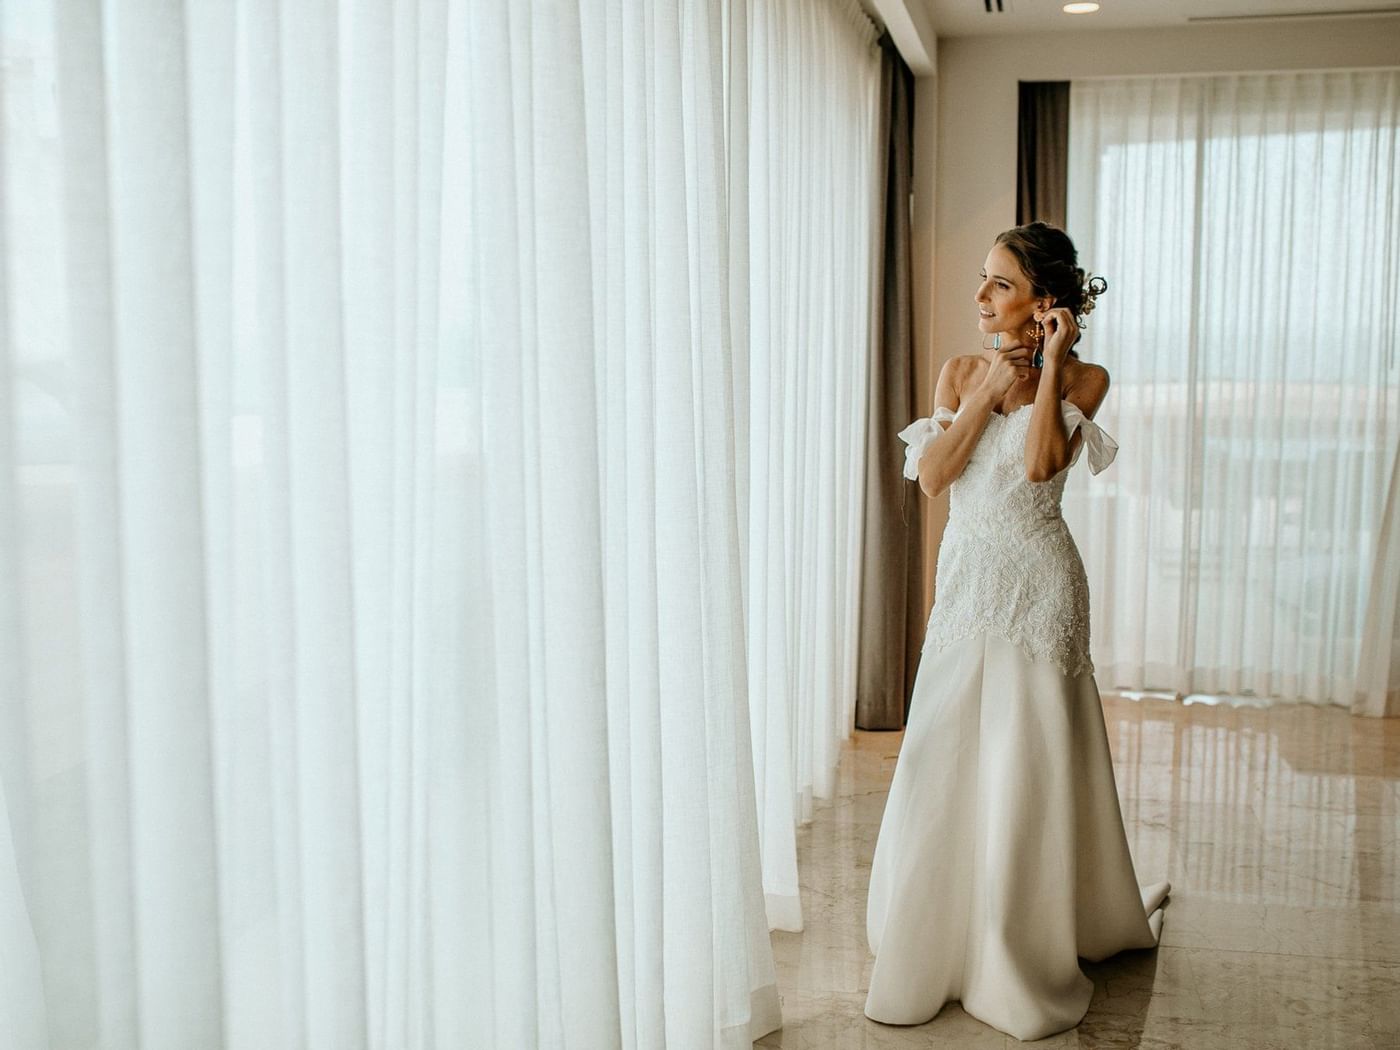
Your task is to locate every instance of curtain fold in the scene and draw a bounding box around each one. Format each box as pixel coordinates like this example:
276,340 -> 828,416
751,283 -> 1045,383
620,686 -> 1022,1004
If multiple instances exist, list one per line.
854,32 -> 917,731
1,0 -> 889,1044
1066,69 -> 1400,715
1017,80 -> 1071,228
0,1 -> 824,1045
1353,442 -> 1400,716
742,0 -> 882,929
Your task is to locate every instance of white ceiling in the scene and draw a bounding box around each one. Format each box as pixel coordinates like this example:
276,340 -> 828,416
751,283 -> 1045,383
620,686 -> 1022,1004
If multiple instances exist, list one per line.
916,0 -> 1400,37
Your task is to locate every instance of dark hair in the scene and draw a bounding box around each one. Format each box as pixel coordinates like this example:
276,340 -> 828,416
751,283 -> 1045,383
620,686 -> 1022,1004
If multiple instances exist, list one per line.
994,221 -> 1107,348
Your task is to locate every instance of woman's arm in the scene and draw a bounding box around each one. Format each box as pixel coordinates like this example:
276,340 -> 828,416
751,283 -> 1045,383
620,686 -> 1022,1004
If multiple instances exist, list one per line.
1025,306 -> 1104,481
914,357 -> 1002,499
1024,361 -> 1110,481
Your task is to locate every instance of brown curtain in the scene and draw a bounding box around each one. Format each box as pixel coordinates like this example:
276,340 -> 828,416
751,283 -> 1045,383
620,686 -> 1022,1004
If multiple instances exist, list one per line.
855,34 -> 919,731
1017,81 -> 1070,228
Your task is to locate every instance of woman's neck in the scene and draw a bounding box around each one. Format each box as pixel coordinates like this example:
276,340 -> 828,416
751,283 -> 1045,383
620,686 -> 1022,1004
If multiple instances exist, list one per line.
992,332 -> 1034,353
983,332 -> 1079,359
987,325 -> 1037,354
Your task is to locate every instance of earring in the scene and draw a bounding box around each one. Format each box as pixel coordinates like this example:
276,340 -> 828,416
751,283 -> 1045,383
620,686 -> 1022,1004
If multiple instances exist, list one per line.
1027,320 -> 1042,351
982,332 -> 1002,351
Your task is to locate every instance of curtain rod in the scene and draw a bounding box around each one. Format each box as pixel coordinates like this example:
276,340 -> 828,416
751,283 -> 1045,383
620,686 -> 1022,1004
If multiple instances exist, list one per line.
1059,64 -> 1400,83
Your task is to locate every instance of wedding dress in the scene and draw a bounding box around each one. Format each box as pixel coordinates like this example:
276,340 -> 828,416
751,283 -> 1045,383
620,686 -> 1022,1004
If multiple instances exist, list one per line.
864,398 -> 1169,1042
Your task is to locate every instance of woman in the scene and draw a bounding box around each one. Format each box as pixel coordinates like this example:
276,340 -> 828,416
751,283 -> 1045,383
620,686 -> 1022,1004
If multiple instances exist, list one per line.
863,222 -> 1169,1041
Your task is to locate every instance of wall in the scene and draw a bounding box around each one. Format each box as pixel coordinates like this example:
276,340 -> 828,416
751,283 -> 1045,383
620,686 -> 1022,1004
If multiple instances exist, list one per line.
910,17 -> 1400,608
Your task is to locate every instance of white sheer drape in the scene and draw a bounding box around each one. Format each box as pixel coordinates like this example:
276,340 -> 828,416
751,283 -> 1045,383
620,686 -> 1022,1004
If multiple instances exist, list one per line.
1066,69 -> 1400,715
0,0 -> 901,1043
740,0 -> 881,931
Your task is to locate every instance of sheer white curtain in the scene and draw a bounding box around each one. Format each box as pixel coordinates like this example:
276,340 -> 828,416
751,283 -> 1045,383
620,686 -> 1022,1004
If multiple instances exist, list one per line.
741,0 -> 881,931
1066,69 -> 1400,716
0,0 -> 852,1046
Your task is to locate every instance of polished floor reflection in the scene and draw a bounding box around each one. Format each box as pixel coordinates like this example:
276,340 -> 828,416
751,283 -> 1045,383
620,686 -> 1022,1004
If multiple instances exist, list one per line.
759,697 -> 1400,1048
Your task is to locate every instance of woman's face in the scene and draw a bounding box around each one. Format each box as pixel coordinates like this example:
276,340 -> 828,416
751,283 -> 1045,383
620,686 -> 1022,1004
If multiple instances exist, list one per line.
975,244 -> 1047,336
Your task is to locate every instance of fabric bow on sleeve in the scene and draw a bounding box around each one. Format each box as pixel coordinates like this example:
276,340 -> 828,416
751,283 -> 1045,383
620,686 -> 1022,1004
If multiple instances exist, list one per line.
1060,401 -> 1120,475
897,406 -> 957,481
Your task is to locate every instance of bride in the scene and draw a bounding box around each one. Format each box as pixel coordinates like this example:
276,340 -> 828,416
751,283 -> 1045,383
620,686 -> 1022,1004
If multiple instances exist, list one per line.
863,222 -> 1170,1041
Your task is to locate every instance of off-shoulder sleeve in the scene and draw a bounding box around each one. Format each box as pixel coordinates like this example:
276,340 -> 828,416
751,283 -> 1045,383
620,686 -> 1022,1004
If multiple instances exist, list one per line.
1060,401 -> 1119,475
897,406 -> 957,481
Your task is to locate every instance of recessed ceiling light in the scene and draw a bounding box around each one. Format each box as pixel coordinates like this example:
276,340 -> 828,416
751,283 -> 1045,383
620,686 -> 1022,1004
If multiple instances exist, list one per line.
1063,2 -> 1100,12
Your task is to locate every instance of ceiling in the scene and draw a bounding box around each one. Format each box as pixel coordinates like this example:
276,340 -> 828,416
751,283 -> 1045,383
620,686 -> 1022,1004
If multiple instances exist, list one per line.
915,0 -> 1400,37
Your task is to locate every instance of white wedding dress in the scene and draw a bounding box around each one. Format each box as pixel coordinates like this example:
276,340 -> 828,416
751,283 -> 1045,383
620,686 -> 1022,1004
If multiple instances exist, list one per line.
864,398 -> 1169,1042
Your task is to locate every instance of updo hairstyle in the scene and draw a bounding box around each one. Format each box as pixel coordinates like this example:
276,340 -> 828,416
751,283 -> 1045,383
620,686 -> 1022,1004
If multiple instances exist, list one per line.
994,221 -> 1107,348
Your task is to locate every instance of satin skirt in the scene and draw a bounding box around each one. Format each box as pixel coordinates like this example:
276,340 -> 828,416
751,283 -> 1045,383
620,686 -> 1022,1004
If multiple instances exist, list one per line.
863,632 -> 1169,1042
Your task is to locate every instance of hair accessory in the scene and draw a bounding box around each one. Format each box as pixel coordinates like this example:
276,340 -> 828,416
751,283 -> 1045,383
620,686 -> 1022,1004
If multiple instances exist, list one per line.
1080,274 -> 1108,319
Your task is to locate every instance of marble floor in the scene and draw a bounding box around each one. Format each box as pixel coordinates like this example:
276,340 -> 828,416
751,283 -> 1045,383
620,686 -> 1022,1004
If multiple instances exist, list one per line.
759,696 -> 1400,1049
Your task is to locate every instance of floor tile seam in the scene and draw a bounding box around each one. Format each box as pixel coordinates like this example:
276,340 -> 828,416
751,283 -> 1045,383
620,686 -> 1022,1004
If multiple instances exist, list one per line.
1154,942 -> 1400,967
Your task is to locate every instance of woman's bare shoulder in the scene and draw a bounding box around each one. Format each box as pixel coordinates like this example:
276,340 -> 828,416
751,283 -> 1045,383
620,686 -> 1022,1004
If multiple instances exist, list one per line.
1065,360 -> 1111,416
933,354 -> 983,404
948,353 -> 985,393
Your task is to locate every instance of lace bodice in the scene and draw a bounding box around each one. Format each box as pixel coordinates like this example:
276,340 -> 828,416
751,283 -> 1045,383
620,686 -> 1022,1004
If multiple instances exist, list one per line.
897,399 -> 1119,677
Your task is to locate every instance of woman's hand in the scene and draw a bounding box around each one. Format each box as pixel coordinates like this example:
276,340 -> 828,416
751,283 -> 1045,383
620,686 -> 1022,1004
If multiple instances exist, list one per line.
1035,307 -> 1079,368
979,345 -> 1036,400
